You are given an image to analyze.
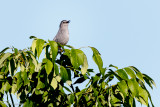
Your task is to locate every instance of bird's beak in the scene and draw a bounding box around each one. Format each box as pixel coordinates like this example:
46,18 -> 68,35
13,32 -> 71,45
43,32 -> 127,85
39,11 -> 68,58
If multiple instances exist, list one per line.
67,20 -> 70,23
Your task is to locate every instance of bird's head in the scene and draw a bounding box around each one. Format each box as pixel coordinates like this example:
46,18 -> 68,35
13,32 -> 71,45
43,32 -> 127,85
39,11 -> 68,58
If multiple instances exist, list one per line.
59,20 -> 70,28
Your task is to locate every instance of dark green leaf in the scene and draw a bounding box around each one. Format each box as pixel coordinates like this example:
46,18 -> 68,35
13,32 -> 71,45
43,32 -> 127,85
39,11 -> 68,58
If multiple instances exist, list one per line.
54,63 -> 59,76
74,76 -> 86,84
29,36 -> 37,39
0,47 -> 9,56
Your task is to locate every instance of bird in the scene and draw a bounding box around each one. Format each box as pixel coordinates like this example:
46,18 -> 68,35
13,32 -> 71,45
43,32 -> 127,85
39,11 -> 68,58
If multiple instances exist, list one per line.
53,20 -> 70,45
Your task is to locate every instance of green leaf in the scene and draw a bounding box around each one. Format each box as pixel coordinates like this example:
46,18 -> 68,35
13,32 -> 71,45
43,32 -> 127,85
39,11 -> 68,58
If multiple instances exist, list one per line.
64,86 -> 72,93
36,39 -> 45,58
136,72 -> 144,83
127,78 -> 139,97
116,69 -> 128,80
23,99 -> 34,107
49,40 -> 58,62
60,66 -> 68,82
43,58 -> 53,75
66,80 -> 72,85
71,49 -> 84,69
8,58 -> 16,76
0,53 -> 11,65
0,101 -> 7,107
118,80 -> 128,98
54,63 -> 59,76
90,47 -> 104,75
69,94 -> 74,104
31,39 -> 37,55
55,76 -> 61,82
2,82 -> 11,92
81,54 -> 88,75
29,36 -> 37,39
11,84 -> 17,94
0,47 -> 9,56
139,87 -> 148,105
143,73 -> 156,88
109,64 -> 118,69
51,78 -> 58,89
36,80 -> 45,89
124,67 -> 136,78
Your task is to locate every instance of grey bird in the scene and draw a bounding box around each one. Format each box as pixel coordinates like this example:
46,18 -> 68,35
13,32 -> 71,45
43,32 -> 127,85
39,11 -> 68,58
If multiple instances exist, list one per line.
53,20 -> 70,45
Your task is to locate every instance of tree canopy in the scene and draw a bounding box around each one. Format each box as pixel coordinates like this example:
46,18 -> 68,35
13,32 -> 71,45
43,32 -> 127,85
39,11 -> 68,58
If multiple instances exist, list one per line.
0,36 -> 156,107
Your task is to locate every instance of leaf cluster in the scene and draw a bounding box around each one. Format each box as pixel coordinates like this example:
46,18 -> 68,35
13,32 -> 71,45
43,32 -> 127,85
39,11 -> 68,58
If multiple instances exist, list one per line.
0,37 -> 155,107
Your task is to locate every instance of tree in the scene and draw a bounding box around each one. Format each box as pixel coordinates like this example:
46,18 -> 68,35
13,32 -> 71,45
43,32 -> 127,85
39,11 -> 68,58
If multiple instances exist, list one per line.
0,36 -> 155,107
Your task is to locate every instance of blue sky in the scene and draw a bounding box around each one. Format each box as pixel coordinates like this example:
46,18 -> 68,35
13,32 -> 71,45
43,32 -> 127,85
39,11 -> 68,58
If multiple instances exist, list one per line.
0,0 -> 159,106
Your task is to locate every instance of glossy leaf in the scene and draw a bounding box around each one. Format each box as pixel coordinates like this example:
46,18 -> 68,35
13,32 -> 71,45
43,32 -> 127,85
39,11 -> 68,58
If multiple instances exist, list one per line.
139,87 -> 148,105
127,78 -> 139,97
116,69 -> 128,80
118,80 -> 128,98
49,40 -> 58,62
71,49 -> 84,69
43,58 -> 53,75
36,39 -> 45,58
90,47 -> 104,75
124,67 -> 136,78
60,66 -> 68,82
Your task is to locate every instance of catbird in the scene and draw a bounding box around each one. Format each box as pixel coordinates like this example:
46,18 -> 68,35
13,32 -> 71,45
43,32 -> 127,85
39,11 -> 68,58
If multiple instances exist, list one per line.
53,20 -> 70,45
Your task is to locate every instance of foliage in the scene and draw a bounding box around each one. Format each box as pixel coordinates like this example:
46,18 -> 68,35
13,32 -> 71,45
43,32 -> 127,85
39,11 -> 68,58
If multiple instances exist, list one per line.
0,37 -> 156,107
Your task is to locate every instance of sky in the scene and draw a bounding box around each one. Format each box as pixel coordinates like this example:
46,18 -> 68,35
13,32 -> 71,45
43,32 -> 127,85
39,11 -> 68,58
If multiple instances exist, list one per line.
0,0 -> 160,106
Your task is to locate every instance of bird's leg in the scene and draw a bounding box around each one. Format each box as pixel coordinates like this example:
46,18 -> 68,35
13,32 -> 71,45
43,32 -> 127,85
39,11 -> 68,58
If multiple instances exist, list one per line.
58,46 -> 64,55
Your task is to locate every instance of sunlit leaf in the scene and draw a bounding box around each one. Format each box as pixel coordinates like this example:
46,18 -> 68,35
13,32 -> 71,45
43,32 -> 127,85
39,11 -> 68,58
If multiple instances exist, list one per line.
81,54 -> 88,75
118,80 -> 128,98
49,40 -> 58,62
36,80 -> 45,89
51,78 -> 58,89
2,82 -> 11,92
36,39 -> 45,58
136,72 -> 144,83
31,39 -> 37,55
0,53 -> 11,65
90,47 -> 104,75
139,87 -> 148,105
124,67 -> 136,78
0,47 -> 9,56
71,49 -> 84,69
127,78 -> 139,97
43,58 -> 53,75
116,69 -> 128,80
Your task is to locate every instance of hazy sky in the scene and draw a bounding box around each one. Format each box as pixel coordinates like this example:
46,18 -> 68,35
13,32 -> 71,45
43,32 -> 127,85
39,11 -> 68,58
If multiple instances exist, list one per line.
0,0 -> 159,106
